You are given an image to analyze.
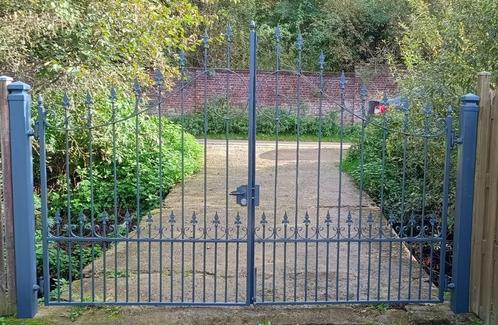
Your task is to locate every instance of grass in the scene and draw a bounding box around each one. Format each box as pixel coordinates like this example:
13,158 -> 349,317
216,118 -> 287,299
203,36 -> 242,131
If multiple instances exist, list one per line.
0,317 -> 53,325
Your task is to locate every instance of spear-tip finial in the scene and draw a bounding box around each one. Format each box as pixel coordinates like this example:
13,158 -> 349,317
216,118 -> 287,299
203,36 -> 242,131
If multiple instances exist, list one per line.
339,71 -> 346,90
179,50 -> 186,68
225,24 -> 233,43
296,32 -> 304,50
275,25 -> 282,42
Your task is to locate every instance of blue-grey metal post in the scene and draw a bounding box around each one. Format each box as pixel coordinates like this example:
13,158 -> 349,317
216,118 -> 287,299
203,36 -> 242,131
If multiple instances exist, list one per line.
451,93 -> 479,314
7,82 -> 38,318
246,20 -> 257,304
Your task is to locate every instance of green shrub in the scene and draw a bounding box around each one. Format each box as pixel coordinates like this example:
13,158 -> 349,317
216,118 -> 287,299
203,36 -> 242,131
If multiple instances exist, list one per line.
343,110 -> 456,225
35,94 -> 202,281
171,97 -> 355,139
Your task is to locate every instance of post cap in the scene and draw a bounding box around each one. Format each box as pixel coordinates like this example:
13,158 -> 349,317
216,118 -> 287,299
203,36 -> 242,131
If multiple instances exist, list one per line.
478,71 -> 491,76
461,93 -> 479,103
8,81 -> 31,92
0,76 -> 13,82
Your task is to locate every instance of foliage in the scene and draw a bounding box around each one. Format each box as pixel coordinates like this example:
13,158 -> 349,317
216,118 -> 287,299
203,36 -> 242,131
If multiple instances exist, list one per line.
195,0 -> 411,71
0,0 -> 203,96
343,110 -> 455,226
394,0 -> 498,109
34,96 -> 202,281
171,98 -> 359,139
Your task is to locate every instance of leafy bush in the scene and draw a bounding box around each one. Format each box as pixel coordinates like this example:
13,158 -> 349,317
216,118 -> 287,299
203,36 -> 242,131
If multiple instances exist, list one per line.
343,110 -> 456,225
35,95 -> 202,281
171,97 -> 357,139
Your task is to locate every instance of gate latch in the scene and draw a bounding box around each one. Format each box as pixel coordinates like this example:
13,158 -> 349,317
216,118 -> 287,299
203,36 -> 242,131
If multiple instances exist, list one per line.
230,185 -> 260,207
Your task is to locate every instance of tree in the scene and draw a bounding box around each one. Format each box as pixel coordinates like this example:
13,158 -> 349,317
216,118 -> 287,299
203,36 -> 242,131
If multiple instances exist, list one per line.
395,0 -> 498,109
0,0 -> 204,96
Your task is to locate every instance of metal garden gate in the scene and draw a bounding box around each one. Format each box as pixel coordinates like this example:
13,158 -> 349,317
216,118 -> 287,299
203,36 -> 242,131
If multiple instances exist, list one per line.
14,22 -> 478,312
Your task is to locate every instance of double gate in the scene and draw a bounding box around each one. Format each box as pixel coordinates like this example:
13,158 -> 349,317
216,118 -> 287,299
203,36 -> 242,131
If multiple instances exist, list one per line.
32,23 -> 458,306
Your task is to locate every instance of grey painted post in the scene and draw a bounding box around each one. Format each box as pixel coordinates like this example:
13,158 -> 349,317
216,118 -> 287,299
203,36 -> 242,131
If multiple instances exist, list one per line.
7,82 -> 38,318
451,93 -> 479,314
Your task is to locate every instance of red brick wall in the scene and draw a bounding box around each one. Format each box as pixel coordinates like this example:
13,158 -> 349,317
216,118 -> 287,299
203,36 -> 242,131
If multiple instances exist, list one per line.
161,67 -> 397,122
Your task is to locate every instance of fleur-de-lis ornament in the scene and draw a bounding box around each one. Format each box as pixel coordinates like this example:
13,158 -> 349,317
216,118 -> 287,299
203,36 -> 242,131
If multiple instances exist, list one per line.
346,211 -> 353,225
213,212 -> 221,226
303,211 -> 311,225
235,212 -> 242,225
191,212 -> 198,225
260,212 -> 268,225
282,212 -> 289,225
325,210 -> 332,225
168,211 -> 176,224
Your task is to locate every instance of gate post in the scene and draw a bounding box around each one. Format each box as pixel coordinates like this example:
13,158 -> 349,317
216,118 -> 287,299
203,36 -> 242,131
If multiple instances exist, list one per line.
7,82 -> 38,318
451,93 -> 479,314
246,20 -> 257,305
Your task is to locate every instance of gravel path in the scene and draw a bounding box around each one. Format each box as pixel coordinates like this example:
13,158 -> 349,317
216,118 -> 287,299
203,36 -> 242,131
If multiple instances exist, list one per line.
70,140 -> 435,304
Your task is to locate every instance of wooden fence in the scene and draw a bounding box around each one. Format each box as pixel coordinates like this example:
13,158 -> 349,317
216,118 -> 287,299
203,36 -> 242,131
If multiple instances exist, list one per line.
470,72 -> 498,324
0,76 -> 16,315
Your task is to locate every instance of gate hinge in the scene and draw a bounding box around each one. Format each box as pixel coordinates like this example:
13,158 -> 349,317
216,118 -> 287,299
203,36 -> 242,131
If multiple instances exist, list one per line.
451,129 -> 462,147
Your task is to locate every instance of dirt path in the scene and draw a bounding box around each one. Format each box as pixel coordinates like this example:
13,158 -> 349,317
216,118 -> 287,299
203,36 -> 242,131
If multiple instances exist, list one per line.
67,140 -> 434,304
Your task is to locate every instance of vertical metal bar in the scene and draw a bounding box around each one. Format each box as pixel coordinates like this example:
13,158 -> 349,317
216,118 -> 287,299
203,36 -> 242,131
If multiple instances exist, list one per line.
224,24 -> 232,304
85,94 -> 96,302
0,76 -> 16,315
63,93 -> 73,302
190,212 -> 197,302
37,96 -> 50,306
367,213 -> 373,300
377,93 -> 387,301
202,31 -> 209,303
78,211 -> 84,302
102,212 -> 108,302
283,213 -> 288,301
214,213 -> 219,302
110,88 -> 118,302
315,51 -> 325,302
169,212 -> 175,302
55,210 -> 61,302
179,51 -> 186,303
235,213 -> 241,303
147,212 -> 152,302
419,105 -> 431,300
387,213 -> 394,300
154,70 -> 164,302
261,214 -> 266,302
346,212 -> 352,301
293,32 -> 303,303
439,108 -> 453,302
192,213 -> 197,302
125,210 -> 130,302
304,213 -> 309,301
8,82 -> 38,318
398,108 -> 409,300
336,72 -> 346,301
246,21 -> 257,305
357,80 -> 367,300
325,212 -> 331,301
272,25 -> 282,303
133,79 -> 142,302
451,94 -> 479,313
